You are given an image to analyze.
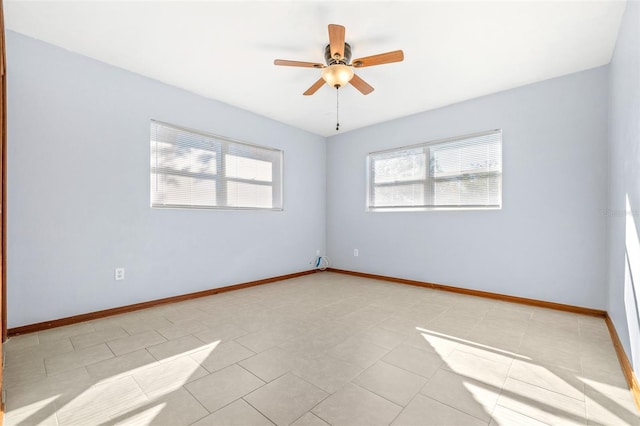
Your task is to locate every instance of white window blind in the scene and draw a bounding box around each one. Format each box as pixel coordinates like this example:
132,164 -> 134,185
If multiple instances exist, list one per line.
151,121 -> 283,210
367,130 -> 502,210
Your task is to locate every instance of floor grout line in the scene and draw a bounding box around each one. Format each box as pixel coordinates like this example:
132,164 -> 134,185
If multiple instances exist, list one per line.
4,274 -> 638,425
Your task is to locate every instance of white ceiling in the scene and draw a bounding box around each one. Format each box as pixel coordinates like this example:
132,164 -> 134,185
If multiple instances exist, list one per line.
5,1 -> 626,137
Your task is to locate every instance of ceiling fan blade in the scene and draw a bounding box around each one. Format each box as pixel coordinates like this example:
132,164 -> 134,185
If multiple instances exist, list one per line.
303,78 -> 326,96
328,24 -> 346,60
352,50 -> 404,68
350,74 -> 374,95
274,59 -> 324,68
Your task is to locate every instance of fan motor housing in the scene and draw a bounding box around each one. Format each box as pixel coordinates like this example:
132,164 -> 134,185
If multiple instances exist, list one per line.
325,43 -> 352,65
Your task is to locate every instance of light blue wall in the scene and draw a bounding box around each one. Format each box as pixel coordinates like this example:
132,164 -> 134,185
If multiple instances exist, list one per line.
327,67 -> 610,310
6,24 -> 624,331
608,0 -> 640,375
6,31 -> 326,328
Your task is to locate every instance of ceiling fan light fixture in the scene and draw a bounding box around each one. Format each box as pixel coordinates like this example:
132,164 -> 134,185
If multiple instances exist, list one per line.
321,64 -> 354,88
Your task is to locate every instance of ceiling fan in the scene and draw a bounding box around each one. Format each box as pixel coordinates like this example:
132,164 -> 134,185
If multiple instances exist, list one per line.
274,24 -> 404,96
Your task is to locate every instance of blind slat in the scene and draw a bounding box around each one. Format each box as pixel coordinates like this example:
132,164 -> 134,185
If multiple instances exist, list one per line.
368,130 -> 502,210
151,121 -> 283,210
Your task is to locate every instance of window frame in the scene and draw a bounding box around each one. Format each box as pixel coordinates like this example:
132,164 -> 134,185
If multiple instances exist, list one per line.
366,129 -> 502,212
150,120 -> 283,211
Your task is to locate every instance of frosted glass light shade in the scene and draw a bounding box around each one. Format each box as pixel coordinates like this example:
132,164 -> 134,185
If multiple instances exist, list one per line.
322,64 -> 354,88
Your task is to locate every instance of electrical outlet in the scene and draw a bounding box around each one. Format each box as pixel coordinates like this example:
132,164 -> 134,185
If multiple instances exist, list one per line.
115,268 -> 125,281
354,249 -> 359,257
316,249 -> 321,256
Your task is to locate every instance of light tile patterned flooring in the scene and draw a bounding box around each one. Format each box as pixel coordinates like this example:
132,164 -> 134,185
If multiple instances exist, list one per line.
4,272 -> 640,425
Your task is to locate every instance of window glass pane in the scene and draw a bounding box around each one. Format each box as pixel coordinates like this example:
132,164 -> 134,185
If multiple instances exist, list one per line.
152,173 -> 217,207
192,147 -> 218,175
374,183 -> 424,207
227,181 -> 273,209
431,138 -> 501,178
433,179 -> 460,206
225,154 -> 272,182
373,148 -> 425,184
191,178 -> 218,206
434,175 -> 500,206
152,142 -> 217,176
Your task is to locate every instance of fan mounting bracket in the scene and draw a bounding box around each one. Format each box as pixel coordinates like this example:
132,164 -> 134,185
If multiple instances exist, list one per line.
325,43 -> 352,65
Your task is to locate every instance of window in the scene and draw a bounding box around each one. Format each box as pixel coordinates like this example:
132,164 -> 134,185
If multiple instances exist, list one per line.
150,121 -> 283,210
367,130 -> 502,211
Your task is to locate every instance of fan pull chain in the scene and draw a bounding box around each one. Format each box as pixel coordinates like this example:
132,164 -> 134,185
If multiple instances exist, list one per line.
336,86 -> 340,132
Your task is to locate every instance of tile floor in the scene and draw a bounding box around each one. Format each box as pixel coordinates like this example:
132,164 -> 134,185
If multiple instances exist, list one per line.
4,272 -> 640,425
